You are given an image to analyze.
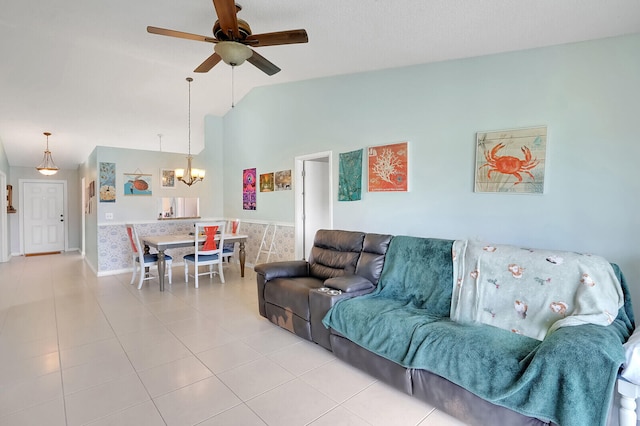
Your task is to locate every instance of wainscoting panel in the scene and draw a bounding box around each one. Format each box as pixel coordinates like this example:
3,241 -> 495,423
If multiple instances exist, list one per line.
97,220 -> 295,274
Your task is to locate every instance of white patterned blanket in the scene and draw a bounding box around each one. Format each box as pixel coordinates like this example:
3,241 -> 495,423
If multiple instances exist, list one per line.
451,240 -> 624,340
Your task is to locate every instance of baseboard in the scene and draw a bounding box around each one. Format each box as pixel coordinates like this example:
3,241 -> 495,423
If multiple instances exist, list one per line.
96,267 -> 130,277
96,261 -> 187,277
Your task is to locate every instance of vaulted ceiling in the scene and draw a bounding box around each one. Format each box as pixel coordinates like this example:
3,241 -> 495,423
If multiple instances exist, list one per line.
1,0 -> 639,170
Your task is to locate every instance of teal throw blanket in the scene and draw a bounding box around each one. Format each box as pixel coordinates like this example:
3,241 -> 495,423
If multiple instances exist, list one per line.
323,236 -> 634,426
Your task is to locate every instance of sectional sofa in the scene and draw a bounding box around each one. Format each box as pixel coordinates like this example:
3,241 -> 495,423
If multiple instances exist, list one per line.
255,229 -> 634,426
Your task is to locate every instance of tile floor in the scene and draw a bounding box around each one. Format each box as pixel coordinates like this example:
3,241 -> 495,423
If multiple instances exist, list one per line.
0,252 -> 467,426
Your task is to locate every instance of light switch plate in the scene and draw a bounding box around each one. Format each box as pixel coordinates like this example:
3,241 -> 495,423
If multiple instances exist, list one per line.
105,213 -> 114,220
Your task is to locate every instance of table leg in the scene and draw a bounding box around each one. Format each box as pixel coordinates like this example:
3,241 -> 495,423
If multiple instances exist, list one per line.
144,244 -> 151,278
239,241 -> 246,277
157,250 -> 166,291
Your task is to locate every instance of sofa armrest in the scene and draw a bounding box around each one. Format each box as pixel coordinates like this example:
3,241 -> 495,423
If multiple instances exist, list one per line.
324,275 -> 375,293
255,260 -> 310,281
256,260 -> 310,318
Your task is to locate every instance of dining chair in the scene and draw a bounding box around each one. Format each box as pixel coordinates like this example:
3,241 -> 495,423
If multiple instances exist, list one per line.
126,223 -> 172,289
222,219 -> 241,264
184,221 -> 226,288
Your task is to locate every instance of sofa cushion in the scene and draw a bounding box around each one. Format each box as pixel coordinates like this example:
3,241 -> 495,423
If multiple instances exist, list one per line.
356,233 -> 393,285
308,230 -> 365,280
326,296 -> 445,356
264,276 -> 324,320
376,236 -> 454,317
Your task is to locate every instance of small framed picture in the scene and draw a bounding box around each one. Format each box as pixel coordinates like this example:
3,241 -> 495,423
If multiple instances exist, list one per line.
368,142 -> 408,192
124,173 -> 152,196
160,169 -> 176,189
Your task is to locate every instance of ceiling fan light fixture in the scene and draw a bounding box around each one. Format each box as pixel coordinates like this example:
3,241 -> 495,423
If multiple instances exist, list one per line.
215,41 -> 252,66
36,132 -> 59,176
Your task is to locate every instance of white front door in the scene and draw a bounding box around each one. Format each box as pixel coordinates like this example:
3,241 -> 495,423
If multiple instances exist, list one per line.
23,181 -> 65,254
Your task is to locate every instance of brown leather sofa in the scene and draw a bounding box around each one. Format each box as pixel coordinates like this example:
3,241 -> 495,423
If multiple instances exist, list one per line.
255,230 -> 552,425
255,230 -> 632,426
254,229 -> 392,349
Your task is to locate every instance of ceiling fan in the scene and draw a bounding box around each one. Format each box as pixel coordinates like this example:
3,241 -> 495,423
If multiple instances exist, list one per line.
147,0 -> 308,76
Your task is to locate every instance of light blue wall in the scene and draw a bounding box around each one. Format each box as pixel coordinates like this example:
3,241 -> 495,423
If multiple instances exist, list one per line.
222,34 -> 640,308
80,149 -> 98,272
95,145 -> 222,224
200,115 -> 225,216
79,144 -> 224,273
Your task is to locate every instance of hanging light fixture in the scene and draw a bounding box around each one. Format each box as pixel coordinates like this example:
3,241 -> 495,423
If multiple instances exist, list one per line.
175,77 -> 205,186
36,132 -> 59,175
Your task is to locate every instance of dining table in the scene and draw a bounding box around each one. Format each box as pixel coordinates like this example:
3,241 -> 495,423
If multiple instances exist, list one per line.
143,233 -> 248,291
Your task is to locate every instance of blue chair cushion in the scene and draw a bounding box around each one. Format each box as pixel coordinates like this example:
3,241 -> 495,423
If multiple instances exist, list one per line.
137,253 -> 172,263
223,242 -> 235,251
184,253 -> 220,262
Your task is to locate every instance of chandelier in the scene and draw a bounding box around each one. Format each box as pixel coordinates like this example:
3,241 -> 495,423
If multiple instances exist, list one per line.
175,77 -> 205,186
36,132 -> 59,175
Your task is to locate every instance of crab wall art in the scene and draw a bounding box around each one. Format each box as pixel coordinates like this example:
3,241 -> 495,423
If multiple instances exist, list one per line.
474,126 -> 547,194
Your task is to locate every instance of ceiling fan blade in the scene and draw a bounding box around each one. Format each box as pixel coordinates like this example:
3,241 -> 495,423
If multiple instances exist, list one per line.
212,0 -> 239,39
147,26 -> 216,43
246,29 -> 308,47
247,50 -> 281,76
194,53 -> 223,73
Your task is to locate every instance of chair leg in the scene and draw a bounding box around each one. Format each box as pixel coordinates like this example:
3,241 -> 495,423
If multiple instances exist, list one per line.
194,267 -> 199,289
208,264 -> 214,278
184,262 -> 189,283
168,262 -> 172,284
218,262 -> 225,284
130,260 -> 136,285
137,263 -> 145,289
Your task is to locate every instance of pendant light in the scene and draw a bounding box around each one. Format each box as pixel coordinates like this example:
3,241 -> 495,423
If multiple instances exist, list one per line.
175,77 -> 205,186
36,132 -> 59,175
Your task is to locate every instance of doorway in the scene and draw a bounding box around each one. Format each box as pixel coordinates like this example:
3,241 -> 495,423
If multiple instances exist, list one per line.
294,151 -> 332,259
20,180 -> 68,255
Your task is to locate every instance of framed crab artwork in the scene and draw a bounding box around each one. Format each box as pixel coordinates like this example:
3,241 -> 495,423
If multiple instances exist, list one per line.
474,126 -> 547,194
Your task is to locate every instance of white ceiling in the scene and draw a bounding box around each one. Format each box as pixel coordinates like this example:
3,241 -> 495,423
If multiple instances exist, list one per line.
1,0 -> 639,170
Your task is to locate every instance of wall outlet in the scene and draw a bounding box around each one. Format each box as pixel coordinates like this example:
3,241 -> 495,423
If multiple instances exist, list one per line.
105,213 -> 114,220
